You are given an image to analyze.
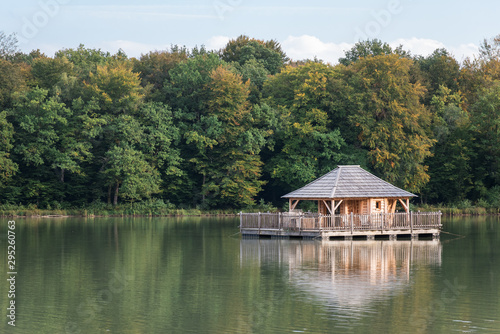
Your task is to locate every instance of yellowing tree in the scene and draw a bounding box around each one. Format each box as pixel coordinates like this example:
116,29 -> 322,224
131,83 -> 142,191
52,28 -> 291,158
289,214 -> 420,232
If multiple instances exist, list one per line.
85,62 -> 144,114
344,54 -> 435,192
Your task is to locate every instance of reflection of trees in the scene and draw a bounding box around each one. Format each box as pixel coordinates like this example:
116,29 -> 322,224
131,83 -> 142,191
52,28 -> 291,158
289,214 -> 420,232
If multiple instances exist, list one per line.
240,239 -> 442,308
0,217 -> 249,333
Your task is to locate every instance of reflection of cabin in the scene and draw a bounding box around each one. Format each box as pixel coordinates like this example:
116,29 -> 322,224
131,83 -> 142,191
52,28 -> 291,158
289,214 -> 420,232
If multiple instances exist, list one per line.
282,165 -> 415,215
239,239 -> 442,308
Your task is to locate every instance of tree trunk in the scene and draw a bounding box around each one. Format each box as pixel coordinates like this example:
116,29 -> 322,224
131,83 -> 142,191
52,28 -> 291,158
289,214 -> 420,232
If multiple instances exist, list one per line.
108,184 -> 112,204
60,168 -> 65,183
202,173 -> 206,204
113,183 -> 120,206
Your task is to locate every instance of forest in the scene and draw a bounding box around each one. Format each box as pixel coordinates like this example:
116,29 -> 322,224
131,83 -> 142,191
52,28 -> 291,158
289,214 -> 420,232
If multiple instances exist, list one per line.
1,32 -> 500,213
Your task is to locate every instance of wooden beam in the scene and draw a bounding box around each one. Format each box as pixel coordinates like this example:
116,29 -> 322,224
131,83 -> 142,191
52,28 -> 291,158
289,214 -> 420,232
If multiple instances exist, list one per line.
290,199 -> 300,211
333,200 -> 343,212
390,199 -> 397,213
398,198 -> 409,213
322,200 -> 333,215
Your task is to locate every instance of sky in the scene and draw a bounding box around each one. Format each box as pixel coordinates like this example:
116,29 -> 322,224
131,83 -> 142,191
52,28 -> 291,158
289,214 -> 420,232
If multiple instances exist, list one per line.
2,0 -> 500,64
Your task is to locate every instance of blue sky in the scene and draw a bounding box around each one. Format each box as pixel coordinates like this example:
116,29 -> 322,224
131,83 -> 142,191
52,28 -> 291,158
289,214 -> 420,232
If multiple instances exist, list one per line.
2,0 -> 500,63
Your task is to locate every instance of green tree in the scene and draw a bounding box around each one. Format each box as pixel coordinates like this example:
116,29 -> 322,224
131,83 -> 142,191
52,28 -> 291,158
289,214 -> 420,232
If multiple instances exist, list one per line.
460,35 -> 500,109
55,44 -> 127,83
263,62 -> 347,193
422,86 -> 473,203
77,61 -> 184,205
416,49 -> 460,102
201,65 -> 266,207
220,35 -> 288,75
103,145 -> 161,204
339,39 -> 410,66
0,58 -> 27,108
234,58 -> 270,104
132,48 -> 188,95
344,54 -> 435,192
84,62 -> 144,114
164,55 -> 268,207
9,87 -> 92,205
163,52 -> 224,111
31,56 -> 75,91
137,102 -> 183,201
0,110 -> 17,186
470,82 -> 500,193
11,88 -> 90,173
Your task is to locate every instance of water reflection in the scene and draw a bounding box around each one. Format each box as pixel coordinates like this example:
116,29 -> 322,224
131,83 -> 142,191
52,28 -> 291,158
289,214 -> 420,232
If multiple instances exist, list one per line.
240,239 -> 442,309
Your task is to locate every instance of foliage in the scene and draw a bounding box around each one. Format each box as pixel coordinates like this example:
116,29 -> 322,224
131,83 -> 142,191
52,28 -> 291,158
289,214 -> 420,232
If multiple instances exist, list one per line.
0,32 -> 19,60
103,145 -> 161,204
263,62 -> 346,192
168,61 -> 267,208
343,54 -> 435,192
84,62 -> 144,114
1,32 -> 500,211
415,48 -> 460,100
421,86 -> 473,203
339,39 -> 410,66
0,110 -> 17,184
31,56 -> 75,91
132,48 -> 188,100
0,58 -> 28,108
470,82 -> 500,190
220,35 -> 288,74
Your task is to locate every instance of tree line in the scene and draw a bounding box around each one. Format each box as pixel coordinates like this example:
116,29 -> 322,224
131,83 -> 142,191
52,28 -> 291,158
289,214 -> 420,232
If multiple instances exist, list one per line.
1,33 -> 500,210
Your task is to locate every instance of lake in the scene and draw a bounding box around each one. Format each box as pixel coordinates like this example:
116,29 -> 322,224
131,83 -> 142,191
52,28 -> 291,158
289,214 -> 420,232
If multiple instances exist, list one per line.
1,215 -> 499,333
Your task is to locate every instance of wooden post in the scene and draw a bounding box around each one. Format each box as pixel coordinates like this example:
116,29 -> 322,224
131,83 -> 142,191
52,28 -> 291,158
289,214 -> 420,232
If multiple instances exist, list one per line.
410,211 -> 413,233
258,212 -> 261,233
239,211 -> 242,230
381,213 -> 384,233
350,212 -> 354,235
278,212 -> 281,230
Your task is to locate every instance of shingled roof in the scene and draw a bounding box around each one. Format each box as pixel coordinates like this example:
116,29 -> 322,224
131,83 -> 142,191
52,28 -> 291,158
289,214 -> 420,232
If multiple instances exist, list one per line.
282,165 -> 416,199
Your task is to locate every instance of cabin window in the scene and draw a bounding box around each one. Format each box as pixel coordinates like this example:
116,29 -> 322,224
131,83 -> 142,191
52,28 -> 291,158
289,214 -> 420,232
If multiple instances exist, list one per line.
375,200 -> 382,210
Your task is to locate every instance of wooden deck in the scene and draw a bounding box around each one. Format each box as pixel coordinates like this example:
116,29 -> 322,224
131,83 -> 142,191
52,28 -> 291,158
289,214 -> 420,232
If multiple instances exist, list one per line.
240,211 -> 442,240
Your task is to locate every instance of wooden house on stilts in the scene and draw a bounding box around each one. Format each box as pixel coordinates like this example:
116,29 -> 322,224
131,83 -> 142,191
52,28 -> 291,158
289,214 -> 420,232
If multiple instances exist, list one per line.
240,165 -> 441,240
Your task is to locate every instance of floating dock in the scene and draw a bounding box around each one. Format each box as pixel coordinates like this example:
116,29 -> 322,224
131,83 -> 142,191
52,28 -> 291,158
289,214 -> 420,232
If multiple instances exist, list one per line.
240,212 -> 441,240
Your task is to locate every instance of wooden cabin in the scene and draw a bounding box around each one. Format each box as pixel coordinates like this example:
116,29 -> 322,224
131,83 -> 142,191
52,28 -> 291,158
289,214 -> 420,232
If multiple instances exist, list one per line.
282,165 -> 415,215
239,165 -> 441,240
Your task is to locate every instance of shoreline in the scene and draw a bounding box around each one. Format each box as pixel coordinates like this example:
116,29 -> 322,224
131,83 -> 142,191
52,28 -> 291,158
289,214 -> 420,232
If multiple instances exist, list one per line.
2,210 -> 500,219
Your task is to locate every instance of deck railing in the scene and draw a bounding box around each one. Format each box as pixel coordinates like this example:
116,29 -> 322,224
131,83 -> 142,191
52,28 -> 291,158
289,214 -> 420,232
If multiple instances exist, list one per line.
240,211 -> 441,233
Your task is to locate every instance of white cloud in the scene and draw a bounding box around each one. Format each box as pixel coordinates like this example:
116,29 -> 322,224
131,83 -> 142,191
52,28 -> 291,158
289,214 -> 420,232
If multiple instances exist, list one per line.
448,43 -> 479,61
391,38 -> 479,60
90,36 -> 481,64
390,37 -> 446,57
281,35 -> 353,64
282,35 -> 480,64
205,36 -> 231,51
99,40 -> 168,58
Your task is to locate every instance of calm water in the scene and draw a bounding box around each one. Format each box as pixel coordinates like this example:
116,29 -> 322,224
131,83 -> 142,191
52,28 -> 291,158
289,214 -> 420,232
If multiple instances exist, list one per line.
0,216 -> 499,333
